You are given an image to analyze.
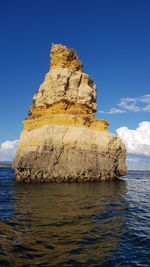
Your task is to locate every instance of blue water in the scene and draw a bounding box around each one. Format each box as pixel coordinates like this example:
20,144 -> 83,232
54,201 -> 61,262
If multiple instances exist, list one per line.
0,168 -> 150,266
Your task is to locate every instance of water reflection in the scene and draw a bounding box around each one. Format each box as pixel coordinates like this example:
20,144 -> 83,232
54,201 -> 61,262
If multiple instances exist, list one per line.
0,179 -> 127,266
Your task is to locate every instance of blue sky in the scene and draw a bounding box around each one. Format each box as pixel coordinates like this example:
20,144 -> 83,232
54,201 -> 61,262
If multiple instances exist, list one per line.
0,0 -> 150,168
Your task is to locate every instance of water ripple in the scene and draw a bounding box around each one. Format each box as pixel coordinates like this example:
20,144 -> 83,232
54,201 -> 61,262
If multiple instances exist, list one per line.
0,168 -> 150,266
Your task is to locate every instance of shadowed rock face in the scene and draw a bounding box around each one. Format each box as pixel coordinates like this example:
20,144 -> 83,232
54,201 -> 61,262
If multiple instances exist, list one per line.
13,44 -> 127,182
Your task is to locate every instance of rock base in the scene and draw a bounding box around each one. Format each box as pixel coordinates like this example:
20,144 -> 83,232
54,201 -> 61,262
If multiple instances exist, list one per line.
14,169 -> 121,183
13,125 -> 127,183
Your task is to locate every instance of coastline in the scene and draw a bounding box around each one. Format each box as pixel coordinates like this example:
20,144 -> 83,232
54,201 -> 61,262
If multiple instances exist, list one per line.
0,163 -> 12,168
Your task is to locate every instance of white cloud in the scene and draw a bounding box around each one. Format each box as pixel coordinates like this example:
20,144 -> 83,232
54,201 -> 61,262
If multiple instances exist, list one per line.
98,110 -> 105,114
116,121 -> 150,156
118,97 -> 140,112
141,95 -> 150,112
0,140 -> 18,162
118,94 -> 150,112
98,94 -> 150,114
143,105 -> 150,112
107,107 -> 126,114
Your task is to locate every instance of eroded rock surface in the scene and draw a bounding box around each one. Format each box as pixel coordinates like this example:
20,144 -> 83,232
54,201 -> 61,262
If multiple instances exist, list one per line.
13,43 -> 127,182
50,44 -> 83,71
33,68 -> 96,112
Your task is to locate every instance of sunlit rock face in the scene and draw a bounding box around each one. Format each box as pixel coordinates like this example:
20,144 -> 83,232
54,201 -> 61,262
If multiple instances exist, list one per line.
13,44 -> 127,182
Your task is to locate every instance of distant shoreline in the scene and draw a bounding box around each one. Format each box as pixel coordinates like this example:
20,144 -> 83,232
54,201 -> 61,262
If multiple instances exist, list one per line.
128,169 -> 150,171
0,163 -> 12,168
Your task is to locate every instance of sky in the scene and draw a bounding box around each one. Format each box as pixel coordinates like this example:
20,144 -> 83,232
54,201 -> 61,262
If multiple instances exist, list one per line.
0,0 -> 150,169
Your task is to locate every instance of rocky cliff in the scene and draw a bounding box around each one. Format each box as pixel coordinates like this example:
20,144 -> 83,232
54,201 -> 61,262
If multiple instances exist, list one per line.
13,44 -> 127,182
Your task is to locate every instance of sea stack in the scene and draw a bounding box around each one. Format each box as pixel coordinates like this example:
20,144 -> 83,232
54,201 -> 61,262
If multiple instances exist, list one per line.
13,44 -> 127,182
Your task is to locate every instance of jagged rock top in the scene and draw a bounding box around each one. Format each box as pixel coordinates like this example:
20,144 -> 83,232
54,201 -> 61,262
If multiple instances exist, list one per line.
50,44 -> 83,71
32,44 -> 97,112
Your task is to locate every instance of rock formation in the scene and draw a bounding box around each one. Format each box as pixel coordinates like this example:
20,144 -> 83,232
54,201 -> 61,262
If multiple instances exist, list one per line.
13,44 -> 127,182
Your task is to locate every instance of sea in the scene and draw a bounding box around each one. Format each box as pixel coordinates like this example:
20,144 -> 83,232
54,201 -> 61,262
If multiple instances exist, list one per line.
0,167 -> 150,267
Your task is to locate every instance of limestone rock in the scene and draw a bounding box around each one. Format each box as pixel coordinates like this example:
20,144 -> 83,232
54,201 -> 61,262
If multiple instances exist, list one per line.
50,44 -> 83,71
32,68 -> 97,112
13,43 -> 127,182
14,125 -> 127,182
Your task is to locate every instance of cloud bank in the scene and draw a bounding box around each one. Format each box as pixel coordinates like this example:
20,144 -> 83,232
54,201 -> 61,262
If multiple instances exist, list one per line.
0,140 -> 18,162
116,121 -> 150,156
98,94 -> 150,114
118,94 -> 150,112
116,121 -> 150,169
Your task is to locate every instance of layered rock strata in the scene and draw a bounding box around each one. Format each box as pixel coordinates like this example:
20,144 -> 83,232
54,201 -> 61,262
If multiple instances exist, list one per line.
13,44 -> 127,182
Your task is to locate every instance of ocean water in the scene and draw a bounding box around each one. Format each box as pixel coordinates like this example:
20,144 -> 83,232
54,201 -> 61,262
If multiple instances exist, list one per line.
0,168 -> 150,267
